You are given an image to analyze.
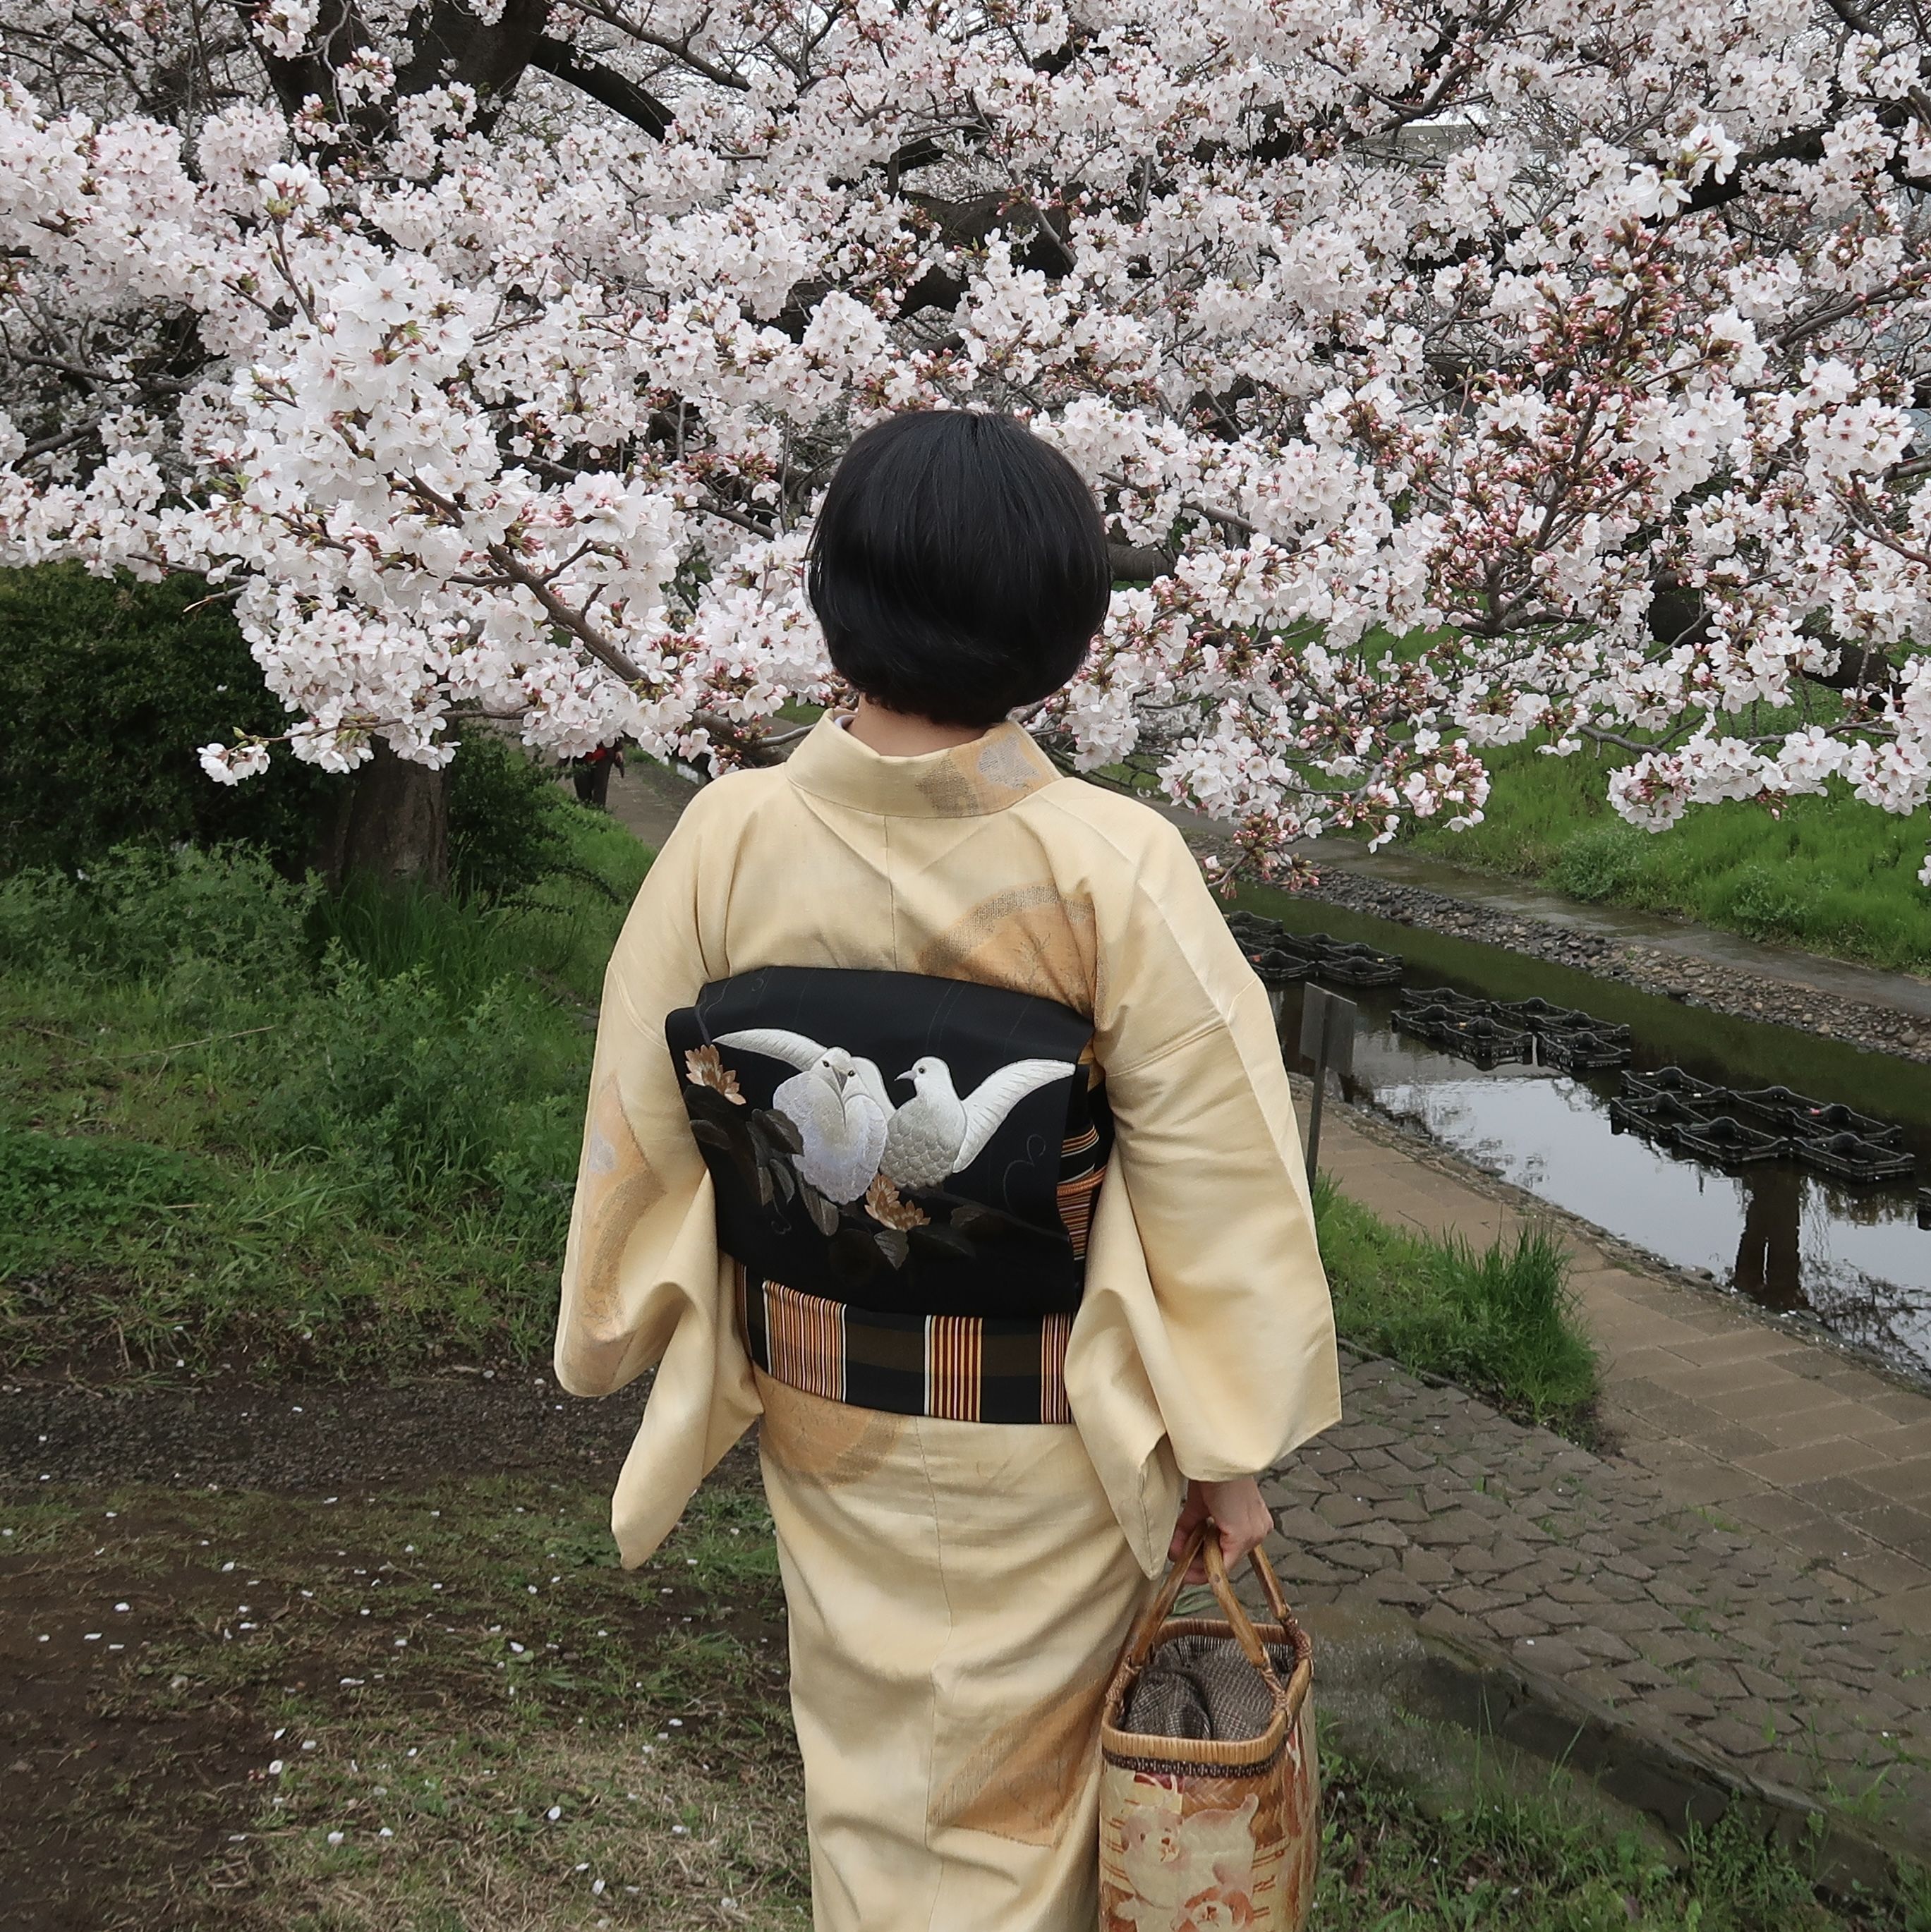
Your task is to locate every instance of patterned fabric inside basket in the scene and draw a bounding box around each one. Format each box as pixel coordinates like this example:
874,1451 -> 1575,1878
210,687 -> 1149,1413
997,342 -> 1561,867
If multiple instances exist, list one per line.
1118,1633 -> 1301,1742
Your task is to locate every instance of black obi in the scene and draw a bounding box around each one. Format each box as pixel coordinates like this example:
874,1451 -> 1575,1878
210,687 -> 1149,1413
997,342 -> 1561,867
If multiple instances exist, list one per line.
665,965 -> 1110,1320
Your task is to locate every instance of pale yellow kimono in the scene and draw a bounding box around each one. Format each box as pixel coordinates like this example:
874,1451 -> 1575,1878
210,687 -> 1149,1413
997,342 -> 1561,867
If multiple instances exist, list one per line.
556,715 -> 1340,1930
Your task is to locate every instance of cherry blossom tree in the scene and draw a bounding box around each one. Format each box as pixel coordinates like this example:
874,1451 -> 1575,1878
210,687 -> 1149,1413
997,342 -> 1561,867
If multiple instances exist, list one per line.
1,0 -> 1928,887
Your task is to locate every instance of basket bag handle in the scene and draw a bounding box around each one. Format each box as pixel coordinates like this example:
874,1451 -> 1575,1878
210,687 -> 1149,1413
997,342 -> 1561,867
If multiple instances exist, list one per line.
1120,1518 -> 1295,1689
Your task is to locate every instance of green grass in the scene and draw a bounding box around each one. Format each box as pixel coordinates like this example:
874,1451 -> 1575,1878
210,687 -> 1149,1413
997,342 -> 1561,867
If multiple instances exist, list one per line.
1395,732 -> 1931,975
1312,1173 -> 1602,1441
1319,1763 -> 1931,1931
0,800 -> 650,1375
1091,628 -> 1929,975
4,1473 -> 1923,1931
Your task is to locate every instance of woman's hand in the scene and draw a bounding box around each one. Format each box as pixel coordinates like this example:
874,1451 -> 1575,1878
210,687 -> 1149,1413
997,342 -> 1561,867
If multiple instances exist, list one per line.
1168,1476 -> 1273,1584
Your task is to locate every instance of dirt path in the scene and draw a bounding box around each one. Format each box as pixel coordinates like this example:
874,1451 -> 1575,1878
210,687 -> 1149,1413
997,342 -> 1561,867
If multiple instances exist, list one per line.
0,1363 -> 684,1929
1,1364 -> 647,1493
1,1402 -> 796,1932
14,1373 -> 1925,1929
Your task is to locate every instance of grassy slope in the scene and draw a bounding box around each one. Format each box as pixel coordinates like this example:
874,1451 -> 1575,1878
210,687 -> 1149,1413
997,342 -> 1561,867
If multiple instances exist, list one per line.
4,1470 -> 1924,1931
1,804 -> 648,1374
1313,1174 -> 1599,1442
1395,732 -> 1931,975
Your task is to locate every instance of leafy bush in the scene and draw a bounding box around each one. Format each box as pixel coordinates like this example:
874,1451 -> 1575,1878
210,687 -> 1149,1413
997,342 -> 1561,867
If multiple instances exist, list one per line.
313,794 -> 648,1007
0,563 -> 344,875
0,564 -> 598,900
1716,862 -> 1817,941
447,729 -> 579,901
253,959 -> 579,1243
1544,822 -> 1654,904
0,820 -> 643,1372
0,844 -> 317,985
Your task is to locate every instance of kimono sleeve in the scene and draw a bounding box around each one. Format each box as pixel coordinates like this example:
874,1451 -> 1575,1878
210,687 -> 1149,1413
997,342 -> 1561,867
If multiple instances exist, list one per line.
1090,822 -> 1342,1481
554,813 -> 720,1398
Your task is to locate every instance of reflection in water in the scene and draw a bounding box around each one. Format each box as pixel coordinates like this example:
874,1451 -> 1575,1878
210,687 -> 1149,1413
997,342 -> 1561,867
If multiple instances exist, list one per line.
1733,1165 -> 1803,1313
1272,983 -> 1931,1382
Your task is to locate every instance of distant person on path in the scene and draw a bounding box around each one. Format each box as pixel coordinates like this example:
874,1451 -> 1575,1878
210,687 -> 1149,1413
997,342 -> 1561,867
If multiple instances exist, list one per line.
555,409 -> 1340,1931
571,743 -> 624,809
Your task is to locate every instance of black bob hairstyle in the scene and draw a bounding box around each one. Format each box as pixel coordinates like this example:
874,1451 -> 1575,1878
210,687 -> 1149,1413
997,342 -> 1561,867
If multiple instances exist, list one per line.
806,410 -> 1112,729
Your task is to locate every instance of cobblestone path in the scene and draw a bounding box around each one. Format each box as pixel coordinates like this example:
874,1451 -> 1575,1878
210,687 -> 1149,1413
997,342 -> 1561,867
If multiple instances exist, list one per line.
1264,1347 -> 1931,1840
1316,1095 -> 1931,1639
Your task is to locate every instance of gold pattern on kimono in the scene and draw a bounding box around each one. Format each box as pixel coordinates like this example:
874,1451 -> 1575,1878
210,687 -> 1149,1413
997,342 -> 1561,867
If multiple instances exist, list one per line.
915,882 -> 1099,1011
931,1660 -> 1119,1846
914,729 -> 1060,817
564,1076 -> 665,1374
756,1372 -> 909,1488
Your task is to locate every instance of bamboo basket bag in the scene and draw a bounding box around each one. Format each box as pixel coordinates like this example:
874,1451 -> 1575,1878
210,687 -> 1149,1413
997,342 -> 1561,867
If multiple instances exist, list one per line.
1098,1521 -> 1319,1932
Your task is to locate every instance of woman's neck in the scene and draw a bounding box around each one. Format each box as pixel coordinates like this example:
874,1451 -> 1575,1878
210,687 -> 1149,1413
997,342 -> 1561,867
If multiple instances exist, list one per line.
844,695 -> 989,758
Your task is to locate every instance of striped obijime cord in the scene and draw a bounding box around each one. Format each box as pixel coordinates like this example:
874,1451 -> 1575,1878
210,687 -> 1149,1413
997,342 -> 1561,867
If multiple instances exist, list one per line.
739,1272 -> 1074,1426
1055,1114 -> 1105,1260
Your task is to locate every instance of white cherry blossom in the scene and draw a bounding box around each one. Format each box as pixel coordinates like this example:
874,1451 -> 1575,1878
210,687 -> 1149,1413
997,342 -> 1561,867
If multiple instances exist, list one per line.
0,0 -> 1925,882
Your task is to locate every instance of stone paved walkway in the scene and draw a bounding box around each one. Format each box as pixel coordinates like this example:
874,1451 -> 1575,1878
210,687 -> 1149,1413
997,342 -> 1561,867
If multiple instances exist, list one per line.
1264,1347 -> 1931,1833
1316,1099 -> 1931,1638
1271,1093 -> 1931,1842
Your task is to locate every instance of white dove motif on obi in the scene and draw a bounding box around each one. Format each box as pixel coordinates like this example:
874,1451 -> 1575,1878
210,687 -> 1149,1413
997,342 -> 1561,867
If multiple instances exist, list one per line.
880,1055 -> 1075,1189
712,1030 -> 892,1204
710,1031 -> 1073,1198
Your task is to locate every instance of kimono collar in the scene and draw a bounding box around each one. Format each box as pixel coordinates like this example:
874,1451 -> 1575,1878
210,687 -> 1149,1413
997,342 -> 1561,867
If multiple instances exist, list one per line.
785,712 -> 1063,819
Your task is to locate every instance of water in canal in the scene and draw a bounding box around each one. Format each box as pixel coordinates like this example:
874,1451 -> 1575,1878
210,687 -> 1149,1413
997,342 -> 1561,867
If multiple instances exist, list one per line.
1244,889 -> 1931,1384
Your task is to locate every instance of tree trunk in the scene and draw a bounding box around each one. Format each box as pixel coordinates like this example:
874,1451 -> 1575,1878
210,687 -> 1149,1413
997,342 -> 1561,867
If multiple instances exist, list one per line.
314,739 -> 452,892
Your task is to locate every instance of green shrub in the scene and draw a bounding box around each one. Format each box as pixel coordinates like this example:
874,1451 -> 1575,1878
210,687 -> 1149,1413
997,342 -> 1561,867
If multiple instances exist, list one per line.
447,730 -> 579,901
313,801 -> 647,1008
1715,862 -> 1818,940
0,844 -> 318,985
0,563 -> 344,875
253,959 -> 579,1241
310,874 -> 534,1007
0,815 -> 643,1371
1544,822 -> 1654,903
0,563 -> 604,902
